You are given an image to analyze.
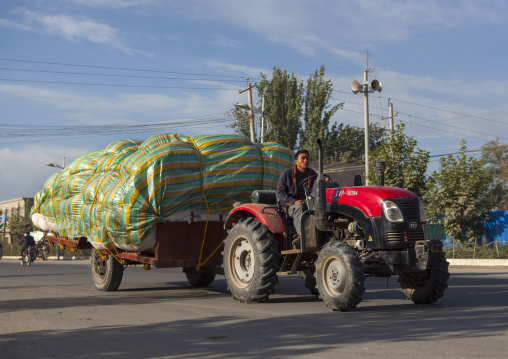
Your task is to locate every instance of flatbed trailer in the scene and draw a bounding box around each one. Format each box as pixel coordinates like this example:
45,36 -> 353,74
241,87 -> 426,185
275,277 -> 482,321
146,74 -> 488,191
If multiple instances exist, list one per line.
43,213 -> 227,290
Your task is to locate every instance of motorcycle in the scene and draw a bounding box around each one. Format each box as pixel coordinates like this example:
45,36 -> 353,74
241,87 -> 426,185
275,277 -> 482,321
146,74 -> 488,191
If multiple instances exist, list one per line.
36,238 -> 50,261
21,245 -> 36,266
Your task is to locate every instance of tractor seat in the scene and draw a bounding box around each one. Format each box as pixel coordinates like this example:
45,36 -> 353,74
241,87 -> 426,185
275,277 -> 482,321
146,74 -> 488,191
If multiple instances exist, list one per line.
251,190 -> 277,204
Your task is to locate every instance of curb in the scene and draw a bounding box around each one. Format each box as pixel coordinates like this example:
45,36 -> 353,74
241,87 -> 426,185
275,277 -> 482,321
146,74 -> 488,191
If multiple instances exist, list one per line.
2,256 -> 507,266
447,258 -> 508,267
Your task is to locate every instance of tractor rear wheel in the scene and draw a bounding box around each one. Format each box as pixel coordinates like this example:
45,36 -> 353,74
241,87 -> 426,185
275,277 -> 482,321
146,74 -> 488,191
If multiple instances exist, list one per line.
398,253 -> 449,304
223,217 -> 280,303
91,250 -> 124,291
315,241 -> 365,311
184,266 -> 216,287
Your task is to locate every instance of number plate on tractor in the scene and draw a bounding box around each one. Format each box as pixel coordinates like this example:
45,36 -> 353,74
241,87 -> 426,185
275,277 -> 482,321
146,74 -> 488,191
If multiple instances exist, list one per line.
423,224 -> 446,240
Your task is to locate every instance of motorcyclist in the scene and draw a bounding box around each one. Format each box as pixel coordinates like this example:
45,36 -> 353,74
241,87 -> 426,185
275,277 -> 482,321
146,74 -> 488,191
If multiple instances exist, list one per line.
19,231 -> 36,259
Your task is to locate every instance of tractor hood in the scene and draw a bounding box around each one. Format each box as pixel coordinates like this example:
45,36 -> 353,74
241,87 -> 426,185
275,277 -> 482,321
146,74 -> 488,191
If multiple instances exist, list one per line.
325,186 -> 418,218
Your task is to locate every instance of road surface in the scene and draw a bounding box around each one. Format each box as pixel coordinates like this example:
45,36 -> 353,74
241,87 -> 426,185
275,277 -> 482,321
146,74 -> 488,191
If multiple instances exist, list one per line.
0,259 -> 507,358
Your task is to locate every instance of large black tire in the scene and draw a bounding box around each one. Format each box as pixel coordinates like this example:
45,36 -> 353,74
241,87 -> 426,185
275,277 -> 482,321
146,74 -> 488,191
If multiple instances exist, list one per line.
398,253 -> 449,304
314,241 -> 365,311
300,266 -> 319,296
223,217 -> 280,303
91,250 -> 124,291
184,266 -> 216,287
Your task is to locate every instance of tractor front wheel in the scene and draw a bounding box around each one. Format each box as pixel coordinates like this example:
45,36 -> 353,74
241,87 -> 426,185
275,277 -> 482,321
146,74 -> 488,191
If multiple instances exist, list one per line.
315,241 -> 365,311
223,217 -> 280,303
398,253 -> 449,304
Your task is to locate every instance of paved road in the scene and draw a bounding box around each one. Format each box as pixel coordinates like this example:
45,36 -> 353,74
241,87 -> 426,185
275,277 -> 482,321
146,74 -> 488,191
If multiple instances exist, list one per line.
1,259 -> 507,359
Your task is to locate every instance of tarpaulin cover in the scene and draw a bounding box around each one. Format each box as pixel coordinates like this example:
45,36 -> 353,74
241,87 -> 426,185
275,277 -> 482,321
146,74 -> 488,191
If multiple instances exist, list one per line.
32,134 -> 293,251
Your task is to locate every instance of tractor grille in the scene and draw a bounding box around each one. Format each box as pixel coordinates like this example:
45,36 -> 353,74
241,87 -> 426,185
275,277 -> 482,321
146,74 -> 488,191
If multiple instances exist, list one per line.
386,230 -> 425,242
399,202 -> 419,221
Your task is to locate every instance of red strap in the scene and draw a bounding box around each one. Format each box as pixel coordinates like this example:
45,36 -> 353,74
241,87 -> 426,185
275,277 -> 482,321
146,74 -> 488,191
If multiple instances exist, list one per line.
291,166 -> 313,191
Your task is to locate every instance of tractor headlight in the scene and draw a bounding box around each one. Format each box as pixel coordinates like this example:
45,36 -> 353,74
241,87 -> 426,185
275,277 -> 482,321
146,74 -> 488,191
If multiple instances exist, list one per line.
419,200 -> 427,223
382,200 -> 404,222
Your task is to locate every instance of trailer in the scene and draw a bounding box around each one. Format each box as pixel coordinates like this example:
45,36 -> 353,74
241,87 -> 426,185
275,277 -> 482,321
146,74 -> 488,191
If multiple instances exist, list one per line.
43,213 -> 227,290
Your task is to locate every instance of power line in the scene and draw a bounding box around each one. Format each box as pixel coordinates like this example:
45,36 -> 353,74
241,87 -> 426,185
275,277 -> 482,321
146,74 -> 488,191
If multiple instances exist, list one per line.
397,111 -> 508,141
0,58 -> 259,80
0,67 -> 247,83
0,78 -> 240,90
382,95 -> 508,125
0,117 -> 235,144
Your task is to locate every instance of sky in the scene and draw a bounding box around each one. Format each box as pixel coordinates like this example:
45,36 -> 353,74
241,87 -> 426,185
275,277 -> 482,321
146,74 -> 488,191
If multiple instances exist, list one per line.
1,0 -> 508,202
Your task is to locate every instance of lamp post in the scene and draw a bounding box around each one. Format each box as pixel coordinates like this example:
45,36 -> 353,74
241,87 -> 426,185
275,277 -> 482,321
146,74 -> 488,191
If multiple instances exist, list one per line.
46,157 -> 65,169
235,102 -> 256,143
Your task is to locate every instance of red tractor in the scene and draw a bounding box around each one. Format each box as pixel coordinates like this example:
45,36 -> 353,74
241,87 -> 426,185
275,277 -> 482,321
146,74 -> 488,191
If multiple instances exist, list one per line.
222,139 -> 449,311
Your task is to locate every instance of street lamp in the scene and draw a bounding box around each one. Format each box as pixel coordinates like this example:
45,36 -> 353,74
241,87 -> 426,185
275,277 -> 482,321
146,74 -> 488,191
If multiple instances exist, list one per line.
235,103 -> 250,111
235,101 -> 256,143
46,157 -> 65,170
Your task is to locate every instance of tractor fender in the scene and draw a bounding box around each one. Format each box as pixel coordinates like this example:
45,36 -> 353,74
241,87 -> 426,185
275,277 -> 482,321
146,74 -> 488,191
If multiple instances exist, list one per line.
224,203 -> 286,234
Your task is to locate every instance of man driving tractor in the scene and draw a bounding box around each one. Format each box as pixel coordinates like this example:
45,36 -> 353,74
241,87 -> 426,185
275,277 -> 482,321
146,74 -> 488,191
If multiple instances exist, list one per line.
276,149 -> 317,247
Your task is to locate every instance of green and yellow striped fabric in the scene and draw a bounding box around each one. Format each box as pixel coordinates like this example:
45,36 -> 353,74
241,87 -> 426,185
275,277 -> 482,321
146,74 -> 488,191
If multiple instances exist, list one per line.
32,134 -> 293,250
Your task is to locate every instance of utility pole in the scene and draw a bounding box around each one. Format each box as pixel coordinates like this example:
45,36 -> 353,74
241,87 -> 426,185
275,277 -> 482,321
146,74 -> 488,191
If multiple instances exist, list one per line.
351,51 -> 382,186
239,79 -> 257,143
388,99 -> 394,136
383,98 -> 398,138
363,61 -> 370,185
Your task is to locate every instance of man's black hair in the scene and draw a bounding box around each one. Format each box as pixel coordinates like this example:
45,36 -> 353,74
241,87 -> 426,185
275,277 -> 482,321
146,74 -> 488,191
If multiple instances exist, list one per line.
294,149 -> 310,160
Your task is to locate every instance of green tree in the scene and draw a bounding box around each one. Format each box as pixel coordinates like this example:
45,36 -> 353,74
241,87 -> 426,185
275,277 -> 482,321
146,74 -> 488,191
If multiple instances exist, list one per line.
367,123 -> 429,197
226,107 -> 252,140
257,67 -> 304,150
227,68 -> 304,149
481,139 -> 508,211
425,140 -> 493,243
299,65 -> 343,158
325,123 -> 385,164
7,211 -> 34,242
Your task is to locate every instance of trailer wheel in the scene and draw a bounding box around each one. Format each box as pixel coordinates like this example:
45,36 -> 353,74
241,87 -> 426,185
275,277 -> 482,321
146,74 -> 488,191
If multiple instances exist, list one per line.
398,253 -> 449,304
184,266 -> 216,287
300,266 -> 319,296
315,241 -> 365,311
91,250 -> 124,291
224,217 -> 280,303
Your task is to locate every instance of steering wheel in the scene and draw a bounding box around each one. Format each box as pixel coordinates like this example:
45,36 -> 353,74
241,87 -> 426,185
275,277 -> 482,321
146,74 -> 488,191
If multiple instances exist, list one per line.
297,174 -> 332,192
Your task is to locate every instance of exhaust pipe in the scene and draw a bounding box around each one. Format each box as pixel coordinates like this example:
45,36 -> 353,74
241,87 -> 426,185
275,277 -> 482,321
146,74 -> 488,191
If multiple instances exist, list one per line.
314,139 -> 334,232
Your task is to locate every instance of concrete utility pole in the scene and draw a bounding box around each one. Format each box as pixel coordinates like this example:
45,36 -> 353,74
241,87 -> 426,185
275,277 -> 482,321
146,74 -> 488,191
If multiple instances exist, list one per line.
351,51 -> 382,186
363,65 -> 370,185
239,79 -> 257,143
382,98 -> 398,139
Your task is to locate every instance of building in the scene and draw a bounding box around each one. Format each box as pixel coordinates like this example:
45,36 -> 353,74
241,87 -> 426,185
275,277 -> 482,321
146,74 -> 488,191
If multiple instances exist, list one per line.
0,197 -> 34,243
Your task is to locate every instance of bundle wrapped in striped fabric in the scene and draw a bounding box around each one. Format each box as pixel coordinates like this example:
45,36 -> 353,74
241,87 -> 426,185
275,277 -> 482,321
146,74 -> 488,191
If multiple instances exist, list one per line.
31,134 -> 293,252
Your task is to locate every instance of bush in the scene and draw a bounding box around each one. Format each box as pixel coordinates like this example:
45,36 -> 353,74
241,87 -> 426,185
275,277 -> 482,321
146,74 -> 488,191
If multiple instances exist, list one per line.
444,242 -> 508,259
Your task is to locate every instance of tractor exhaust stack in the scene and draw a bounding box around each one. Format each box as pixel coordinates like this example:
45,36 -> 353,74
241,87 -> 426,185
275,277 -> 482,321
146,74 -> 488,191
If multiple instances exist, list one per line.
314,139 -> 334,232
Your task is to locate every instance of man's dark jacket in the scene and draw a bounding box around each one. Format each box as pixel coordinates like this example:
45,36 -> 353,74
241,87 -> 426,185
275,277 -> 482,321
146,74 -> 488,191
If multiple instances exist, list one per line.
277,166 -> 317,206
20,234 -> 35,248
